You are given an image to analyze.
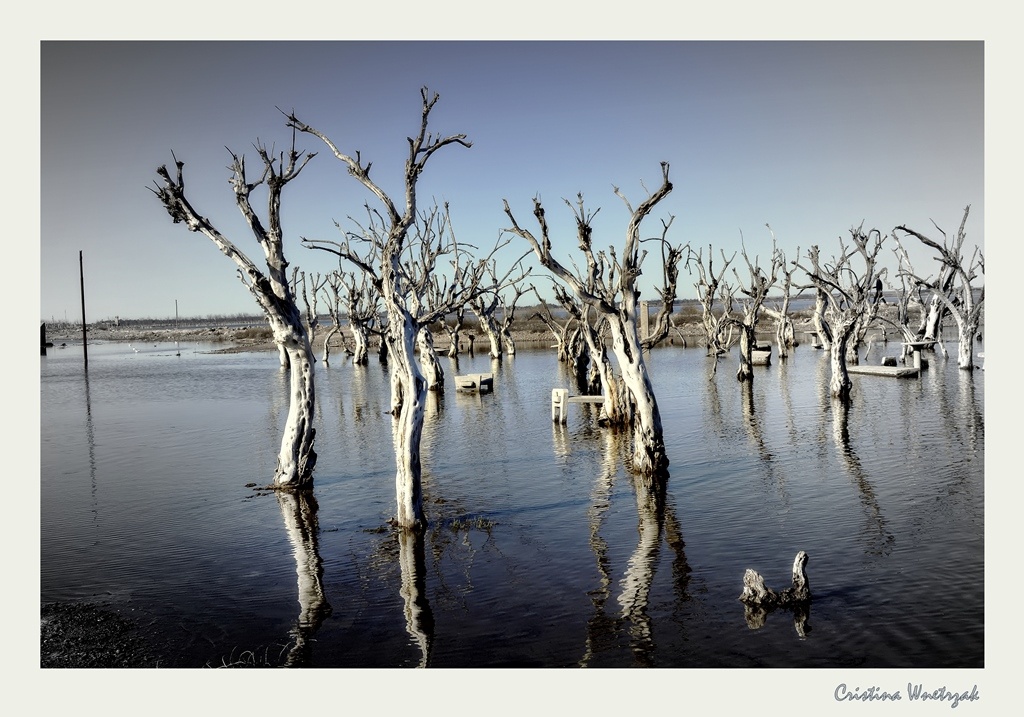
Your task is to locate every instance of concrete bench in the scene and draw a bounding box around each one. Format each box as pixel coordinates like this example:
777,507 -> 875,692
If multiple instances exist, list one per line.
751,345 -> 771,365
455,373 -> 494,392
551,388 -> 604,423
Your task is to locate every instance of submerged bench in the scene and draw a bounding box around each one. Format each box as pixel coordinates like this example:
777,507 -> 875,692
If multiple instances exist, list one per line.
849,340 -> 933,378
455,373 -> 494,392
551,388 -> 604,423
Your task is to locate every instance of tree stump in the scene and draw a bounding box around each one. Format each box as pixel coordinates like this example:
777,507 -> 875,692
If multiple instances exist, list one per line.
739,551 -> 811,635
739,551 -> 810,606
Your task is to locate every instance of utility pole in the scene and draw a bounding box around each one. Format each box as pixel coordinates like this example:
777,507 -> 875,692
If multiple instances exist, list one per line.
79,250 -> 88,370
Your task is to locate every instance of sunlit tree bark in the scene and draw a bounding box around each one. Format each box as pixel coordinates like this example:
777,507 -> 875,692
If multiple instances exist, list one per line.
151,138 -> 318,488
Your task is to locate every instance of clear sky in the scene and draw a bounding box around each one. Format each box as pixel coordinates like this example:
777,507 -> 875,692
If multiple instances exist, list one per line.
40,40 -> 983,322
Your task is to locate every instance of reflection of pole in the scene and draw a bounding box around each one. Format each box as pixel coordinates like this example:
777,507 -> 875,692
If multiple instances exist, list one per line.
79,250 -> 88,370
84,370 -> 98,526
399,530 -> 435,668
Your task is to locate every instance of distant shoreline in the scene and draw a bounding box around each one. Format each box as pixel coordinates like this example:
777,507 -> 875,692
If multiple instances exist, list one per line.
43,317 -> 717,355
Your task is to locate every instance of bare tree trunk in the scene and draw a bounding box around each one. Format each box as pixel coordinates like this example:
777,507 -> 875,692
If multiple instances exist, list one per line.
350,323 -> 370,365
829,330 -> 853,400
390,316 -> 427,529
473,303 -> 503,359
812,288 -> 833,352
444,307 -> 464,358
271,320 -> 318,487
579,318 -> 621,425
736,322 -> 755,381
321,324 -> 339,365
417,326 -> 444,391
955,311 -> 980,370
607,316 -> 668,475
501,327 -> 516,356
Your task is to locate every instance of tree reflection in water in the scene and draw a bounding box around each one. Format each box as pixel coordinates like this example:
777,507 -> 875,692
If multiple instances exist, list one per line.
580,429 -> 691,667
831,402 -> 895,557
398,529 -> 435,668
741,598 -> 812,638
276,490 -> 332,667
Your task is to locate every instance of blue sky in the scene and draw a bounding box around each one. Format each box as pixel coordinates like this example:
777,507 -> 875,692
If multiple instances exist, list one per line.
40,40 -> 984,321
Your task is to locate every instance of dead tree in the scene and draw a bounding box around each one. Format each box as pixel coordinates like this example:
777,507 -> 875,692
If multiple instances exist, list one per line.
441,305 -> 466,358
497,280 -> 531,356
292,269 -> 327,363
797,225 -> 887,400
886,245 -> 937,362
151,138 -> 318,489
759,227 -> 799,358
338,268 -> 383,367
320,271 -> 354,365
638,219 -> 685,351
529,285 -> 579,366
687,244 -> 738,377
807,282 -> 834,352
726,233 -> 781,381
290,89 -> 515,529
503,162 -> 681,477
471,290 -> 504,359
846,273 -> 888,365
551,282 -> 622,414
894,205 -> 984,370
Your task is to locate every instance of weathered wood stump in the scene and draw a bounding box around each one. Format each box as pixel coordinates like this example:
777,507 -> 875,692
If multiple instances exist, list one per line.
739,551 -> 810,606
739,551 -> 811,635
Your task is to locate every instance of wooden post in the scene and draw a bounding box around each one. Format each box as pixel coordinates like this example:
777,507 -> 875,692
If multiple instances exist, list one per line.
79,250 -> 88,370
640,300 -> 650,341
40,323 -> 47,356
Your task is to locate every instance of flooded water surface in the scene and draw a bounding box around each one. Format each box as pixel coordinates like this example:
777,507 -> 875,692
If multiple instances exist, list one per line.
40,336 -> 984,668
